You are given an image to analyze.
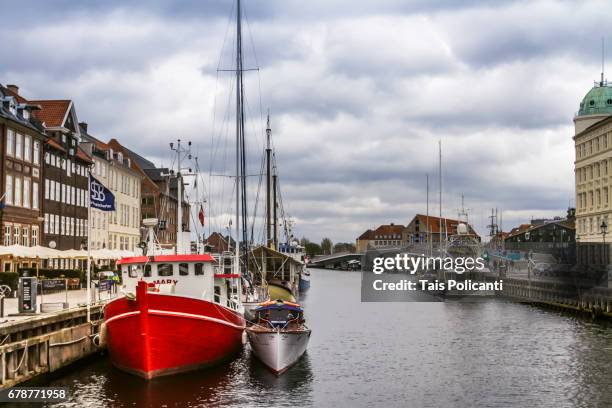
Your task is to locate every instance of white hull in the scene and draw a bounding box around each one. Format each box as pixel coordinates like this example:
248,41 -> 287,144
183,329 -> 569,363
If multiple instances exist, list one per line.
247,329 -> 311,374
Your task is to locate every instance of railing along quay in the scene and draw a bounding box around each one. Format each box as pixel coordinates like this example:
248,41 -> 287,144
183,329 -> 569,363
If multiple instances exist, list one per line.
502,277 -> 612,319
0,304 -> 105,388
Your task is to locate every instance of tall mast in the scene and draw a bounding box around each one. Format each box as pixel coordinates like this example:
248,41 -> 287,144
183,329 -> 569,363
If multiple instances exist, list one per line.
266,113 -> 272,248
273,161 -> 278,249
426,173 -> 430,257
439,140 -> 443,253
234,0 -> 242,274
177,142 -> 183,254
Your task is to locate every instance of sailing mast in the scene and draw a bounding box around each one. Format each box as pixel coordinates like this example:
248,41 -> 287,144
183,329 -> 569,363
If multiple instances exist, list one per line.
266,113 -> 272,248
439,140 -> 443,254
234,0 -> 245,275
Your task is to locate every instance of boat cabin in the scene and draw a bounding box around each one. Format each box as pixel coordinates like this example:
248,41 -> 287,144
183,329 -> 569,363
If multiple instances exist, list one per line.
253,300 -> 305,329
117,253 -> 242,312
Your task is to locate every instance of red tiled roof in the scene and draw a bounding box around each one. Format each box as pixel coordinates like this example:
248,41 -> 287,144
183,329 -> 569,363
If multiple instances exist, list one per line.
357,229 -> 374,240
30,100 -> 71,127
46,138 -> 66,153
76,146 -> 93,163
3,86 -> 28,104
411,214 -> 479,237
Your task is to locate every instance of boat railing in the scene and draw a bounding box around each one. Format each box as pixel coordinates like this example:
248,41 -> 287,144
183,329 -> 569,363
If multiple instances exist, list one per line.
215,293 -> 241,312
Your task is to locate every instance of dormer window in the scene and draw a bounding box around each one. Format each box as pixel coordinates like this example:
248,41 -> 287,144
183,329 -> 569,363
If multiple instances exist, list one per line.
117,152 -> 123,162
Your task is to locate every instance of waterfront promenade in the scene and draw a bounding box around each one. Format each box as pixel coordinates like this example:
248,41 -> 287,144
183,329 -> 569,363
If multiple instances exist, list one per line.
1,288 -> 118,324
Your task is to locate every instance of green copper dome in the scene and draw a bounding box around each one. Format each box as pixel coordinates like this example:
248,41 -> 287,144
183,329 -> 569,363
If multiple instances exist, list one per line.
577,84 -> 612,117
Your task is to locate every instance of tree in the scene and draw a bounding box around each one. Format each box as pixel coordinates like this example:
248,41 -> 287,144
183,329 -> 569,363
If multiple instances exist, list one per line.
321,238 -> 333,255
333,242 -> 356,253
304,242 -> 322,256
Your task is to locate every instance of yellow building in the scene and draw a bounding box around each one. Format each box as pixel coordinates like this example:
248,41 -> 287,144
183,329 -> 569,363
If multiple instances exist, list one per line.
574,78 -> 612,243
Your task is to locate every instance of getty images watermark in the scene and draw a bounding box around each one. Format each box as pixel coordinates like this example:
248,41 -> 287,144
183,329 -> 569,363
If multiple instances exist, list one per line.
361,253 -> 504,302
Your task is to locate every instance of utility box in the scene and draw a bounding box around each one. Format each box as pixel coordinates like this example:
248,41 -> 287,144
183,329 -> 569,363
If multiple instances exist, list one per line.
19,277 -> 38,314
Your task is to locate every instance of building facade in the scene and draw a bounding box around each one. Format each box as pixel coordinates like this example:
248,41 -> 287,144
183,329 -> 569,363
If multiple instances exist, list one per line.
81,129 -> 143,252
403,214 -> 479,245
0,85 -> 46,271
574,79 -> 612,243
355,223 -> 406,252
107,139 -> 190,250
34,99 -> 91,261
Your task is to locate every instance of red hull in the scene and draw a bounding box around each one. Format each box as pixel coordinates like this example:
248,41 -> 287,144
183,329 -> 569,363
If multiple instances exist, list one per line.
104,281 -> 245,379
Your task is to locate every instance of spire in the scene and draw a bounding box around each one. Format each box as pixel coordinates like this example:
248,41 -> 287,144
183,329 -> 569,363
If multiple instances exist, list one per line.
601,37 -> 605,87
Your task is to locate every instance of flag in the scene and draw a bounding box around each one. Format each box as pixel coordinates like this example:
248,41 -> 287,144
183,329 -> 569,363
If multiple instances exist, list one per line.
89,174 -> 115,211
198,205 -> 205,226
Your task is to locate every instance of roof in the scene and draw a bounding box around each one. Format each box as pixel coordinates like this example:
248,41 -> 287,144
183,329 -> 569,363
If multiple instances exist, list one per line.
117,254 -> 215,265
410,214 -> 479,237
577,83 -> 612,117
357,229 -> 374,240
0,85 -> 47,134
46,138 -> 66,153
506,218 -> 575,239
30,100 -> 71,127
76,146 -> 93,163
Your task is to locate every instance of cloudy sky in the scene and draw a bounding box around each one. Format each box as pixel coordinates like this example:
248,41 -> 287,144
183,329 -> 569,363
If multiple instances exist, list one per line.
1,0 -> 609,243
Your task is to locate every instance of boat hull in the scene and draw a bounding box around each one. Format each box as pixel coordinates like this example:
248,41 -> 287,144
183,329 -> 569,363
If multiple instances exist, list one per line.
104,282 -> 245,379
247,328 -> 311,374
299,272 -> 310,292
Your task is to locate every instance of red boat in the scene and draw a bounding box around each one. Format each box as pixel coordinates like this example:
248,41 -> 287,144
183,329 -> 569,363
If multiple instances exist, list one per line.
104,253 -> 245,379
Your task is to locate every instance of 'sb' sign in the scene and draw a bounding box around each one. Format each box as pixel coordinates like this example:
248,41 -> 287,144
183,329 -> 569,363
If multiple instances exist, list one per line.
89,175 -> 115,211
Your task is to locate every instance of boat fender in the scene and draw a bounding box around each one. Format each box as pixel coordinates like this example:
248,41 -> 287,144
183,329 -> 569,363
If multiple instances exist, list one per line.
242,331 -> 248,345
94,322 -> 108,348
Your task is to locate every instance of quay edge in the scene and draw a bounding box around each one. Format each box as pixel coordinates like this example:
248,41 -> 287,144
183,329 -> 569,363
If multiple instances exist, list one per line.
0,304 -> 105,389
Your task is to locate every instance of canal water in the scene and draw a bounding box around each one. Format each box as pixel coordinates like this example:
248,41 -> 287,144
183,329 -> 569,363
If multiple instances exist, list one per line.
44,268 -> 612,407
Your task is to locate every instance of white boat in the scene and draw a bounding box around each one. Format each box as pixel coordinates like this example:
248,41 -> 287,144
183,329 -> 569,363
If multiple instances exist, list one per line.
247,300 -> 311,375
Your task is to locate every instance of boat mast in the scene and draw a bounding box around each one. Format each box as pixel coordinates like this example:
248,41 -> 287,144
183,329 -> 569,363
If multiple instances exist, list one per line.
439,140 -> 443,254
266,113 -> 272,249
234,0 -> 242,274
169,139 -> 191,255
273,160 -> 278,249
426,173 -> 430,257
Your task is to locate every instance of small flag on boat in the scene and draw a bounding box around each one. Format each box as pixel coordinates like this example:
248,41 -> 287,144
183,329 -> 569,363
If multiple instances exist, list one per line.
89,174 -> 115,211
198,205 -> 205,226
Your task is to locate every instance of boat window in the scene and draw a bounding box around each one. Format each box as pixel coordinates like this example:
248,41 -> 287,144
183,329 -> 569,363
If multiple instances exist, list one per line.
195,263 -> 204,276
214,286 -> 221,303
158,263 -> 173,276
144,264 -> 152,277
128,265 -> 141,278
179,263 -> 189,276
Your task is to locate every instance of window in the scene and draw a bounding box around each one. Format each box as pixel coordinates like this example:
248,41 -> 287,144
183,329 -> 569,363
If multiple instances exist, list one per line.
5,175 -> 13,205
23,178 -> 30,208
22,227 -> 29,246
15,133 -> 23,159
128,265 -> 142,278
13,225 -> 20,246
44,214 -> 49,234
179,263 -> 189,276
157,263 -> 173,276
55,182 -> 60,202
4,225 -> 11,245
33,141 -> 40,165
195,263 -> 204,276
50,180 -> 56,201
144,264 -> 152,277
24,135 -> 31,162
14,177 -> 21,206
6,129 -> 14,156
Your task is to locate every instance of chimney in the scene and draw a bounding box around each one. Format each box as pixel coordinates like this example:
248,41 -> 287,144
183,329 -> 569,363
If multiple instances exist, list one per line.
79,122 -> 88,133
6,84 -> 19,95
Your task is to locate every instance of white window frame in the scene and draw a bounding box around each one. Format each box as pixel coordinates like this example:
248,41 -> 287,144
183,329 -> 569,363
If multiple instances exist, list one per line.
14,177 -> 21,207
15,133 -> 23,159
33,141 -> 40,165
5,175 -> 13,205
23,178 -> 30,208
6,129 -> 14,157
24,135 -> 31,162
32,181 -> 39,209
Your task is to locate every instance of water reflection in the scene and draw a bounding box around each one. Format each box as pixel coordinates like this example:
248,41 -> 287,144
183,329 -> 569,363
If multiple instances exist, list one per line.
42,269 -> 612,408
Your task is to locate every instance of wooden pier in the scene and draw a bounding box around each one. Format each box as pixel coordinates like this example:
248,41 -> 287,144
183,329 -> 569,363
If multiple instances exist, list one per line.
0,305 -> 105,388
